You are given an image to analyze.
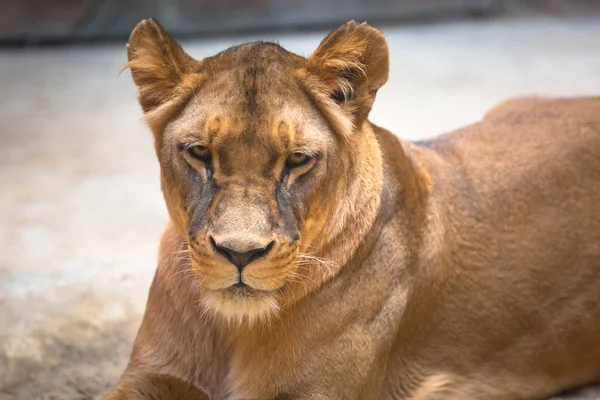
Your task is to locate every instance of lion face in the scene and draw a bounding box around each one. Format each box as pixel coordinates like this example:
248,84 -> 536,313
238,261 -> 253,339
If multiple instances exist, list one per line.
126,20 -> 389,322
161,50 -> 341,321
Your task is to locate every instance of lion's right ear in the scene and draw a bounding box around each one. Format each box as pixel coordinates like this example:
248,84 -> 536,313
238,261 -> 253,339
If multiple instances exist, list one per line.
126,19 -> 202,116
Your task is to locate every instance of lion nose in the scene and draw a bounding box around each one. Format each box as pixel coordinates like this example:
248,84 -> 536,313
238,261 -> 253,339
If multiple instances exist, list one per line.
210,237 -> 274,272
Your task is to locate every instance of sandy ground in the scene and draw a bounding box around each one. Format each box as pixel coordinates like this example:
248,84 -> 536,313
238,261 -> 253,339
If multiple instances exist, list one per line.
1,15 -> 600,400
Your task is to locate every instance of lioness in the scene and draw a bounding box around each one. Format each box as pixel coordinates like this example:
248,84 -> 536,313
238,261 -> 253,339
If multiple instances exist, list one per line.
106,19 -> 600,400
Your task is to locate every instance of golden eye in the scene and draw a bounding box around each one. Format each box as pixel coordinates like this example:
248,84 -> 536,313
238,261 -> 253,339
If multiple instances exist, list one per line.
187,145 -> 210,160
286,152 -> 310,167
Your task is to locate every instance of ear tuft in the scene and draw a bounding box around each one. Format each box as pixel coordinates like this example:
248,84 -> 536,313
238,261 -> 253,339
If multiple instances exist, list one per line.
330,89 -> 348,104
125,19 -> 200,113
304,21 -> 389,132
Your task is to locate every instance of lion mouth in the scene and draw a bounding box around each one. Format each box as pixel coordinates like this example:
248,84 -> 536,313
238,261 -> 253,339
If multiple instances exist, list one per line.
233,281 -> 248,289
224,282 -> 280,299
228,284 -> 254,297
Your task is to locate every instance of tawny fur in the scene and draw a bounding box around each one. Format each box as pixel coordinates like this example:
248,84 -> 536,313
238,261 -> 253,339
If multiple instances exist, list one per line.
106,19 -> 600,400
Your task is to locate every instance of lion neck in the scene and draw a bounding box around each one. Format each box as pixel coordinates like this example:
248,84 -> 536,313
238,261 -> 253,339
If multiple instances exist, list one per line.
292,123 -> 433,308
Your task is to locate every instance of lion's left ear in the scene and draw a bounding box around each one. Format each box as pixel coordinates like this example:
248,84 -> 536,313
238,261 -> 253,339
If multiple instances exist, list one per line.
304,21 -> 389,134
126,19 -> 202,117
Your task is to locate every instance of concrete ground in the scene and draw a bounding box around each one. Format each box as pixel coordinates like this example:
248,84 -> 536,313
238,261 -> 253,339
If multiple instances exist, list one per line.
1,15 -> 600,400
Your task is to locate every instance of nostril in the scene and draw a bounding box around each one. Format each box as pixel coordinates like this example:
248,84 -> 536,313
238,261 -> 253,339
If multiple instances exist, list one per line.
210,236 -> 234,263
210,237 -> 275,272
249,240 -> 274,262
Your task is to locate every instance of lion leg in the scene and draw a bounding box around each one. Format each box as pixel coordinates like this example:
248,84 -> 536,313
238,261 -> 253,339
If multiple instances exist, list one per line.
104,372 -> 208,400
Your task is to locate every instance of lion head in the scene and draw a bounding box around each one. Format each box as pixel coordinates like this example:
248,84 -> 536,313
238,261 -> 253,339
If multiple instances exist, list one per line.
126,19 -> 389,323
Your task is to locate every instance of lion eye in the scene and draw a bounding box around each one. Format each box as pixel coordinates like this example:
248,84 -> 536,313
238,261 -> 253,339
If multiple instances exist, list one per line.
286,152 -> 310,167
188,145 -> 210,160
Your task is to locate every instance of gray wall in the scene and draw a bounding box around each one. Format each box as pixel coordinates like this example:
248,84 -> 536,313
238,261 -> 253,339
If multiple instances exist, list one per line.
0,0 -> 501,43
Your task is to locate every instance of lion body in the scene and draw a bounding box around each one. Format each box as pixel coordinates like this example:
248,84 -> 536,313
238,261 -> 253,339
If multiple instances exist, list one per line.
107,19 -> 600,400
379,96 -> 600,399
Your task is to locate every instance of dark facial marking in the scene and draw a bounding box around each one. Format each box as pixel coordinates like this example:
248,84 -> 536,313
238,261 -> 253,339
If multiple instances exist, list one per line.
275,180 -> 301,241
243,65 -> 263,116
260,145 -> 280,179
187,174 -> 217,236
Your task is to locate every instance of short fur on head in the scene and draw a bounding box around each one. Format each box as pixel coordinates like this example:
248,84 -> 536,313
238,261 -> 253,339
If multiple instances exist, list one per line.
108,18 -> 600,400
125,19 -> 388,324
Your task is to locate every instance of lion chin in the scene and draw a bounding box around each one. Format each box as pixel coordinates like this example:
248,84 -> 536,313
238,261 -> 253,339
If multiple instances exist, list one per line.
201,286 -> 281,325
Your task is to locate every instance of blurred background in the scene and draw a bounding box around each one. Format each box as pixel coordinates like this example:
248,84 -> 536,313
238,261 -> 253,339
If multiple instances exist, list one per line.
1,1 -> 600,399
